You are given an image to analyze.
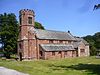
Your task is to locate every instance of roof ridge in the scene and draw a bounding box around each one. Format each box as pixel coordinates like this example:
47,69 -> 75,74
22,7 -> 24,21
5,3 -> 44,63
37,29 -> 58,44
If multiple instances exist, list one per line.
35,29 -> 68,33
40,44 -> 73,46
35,29 -> 76,40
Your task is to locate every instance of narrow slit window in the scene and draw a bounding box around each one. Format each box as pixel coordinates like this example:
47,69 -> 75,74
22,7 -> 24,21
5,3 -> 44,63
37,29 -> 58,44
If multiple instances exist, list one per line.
20,17 -> 22,25
19,43 -> 22,49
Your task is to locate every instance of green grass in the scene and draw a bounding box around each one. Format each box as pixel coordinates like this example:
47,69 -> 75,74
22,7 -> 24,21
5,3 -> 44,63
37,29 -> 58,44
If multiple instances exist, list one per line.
0,56 -> 100,75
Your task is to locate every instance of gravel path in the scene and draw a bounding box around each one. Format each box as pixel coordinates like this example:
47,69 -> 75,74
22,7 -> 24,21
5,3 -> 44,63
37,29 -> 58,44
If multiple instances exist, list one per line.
0,67 -> 29,75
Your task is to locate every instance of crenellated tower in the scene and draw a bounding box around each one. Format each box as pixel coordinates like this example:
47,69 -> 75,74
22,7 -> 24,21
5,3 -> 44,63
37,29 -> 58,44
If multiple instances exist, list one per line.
18,9 -> 36,60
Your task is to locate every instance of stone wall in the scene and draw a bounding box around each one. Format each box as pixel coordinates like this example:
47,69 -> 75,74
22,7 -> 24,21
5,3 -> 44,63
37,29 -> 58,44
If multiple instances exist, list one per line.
39,45 -> 77,60
78,42 -> 89,57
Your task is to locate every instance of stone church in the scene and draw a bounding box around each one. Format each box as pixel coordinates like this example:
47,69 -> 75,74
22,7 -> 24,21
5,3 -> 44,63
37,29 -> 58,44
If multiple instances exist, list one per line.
18,9 -> 90,60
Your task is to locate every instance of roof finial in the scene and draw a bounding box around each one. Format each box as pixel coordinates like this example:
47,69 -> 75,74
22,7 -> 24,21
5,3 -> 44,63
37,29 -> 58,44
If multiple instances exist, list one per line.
68,30 -> 70,33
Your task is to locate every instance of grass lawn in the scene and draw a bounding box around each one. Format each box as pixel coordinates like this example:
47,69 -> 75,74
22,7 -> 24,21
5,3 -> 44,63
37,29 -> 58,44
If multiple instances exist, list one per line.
0,56 -> 100,75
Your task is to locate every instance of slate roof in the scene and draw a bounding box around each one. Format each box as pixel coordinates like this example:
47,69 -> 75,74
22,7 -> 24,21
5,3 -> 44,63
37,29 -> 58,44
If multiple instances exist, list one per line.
34,29 -> 76,40
40,44 -> 75,51
74,37 -> 89,45
73,37 -> 89,48
73,42 -> 81,48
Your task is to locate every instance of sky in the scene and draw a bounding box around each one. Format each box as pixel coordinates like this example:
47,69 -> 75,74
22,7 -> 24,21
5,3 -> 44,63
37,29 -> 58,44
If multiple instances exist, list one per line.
0,0 -> 100,37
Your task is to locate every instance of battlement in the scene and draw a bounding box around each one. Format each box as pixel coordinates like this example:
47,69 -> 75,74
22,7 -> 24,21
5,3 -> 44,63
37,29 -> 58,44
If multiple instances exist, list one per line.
19,9 -> 35,16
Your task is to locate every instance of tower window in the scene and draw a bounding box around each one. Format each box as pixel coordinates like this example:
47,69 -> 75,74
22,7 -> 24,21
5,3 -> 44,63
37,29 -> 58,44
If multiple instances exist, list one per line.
19,43 -> 22,49
20,17 -> 22,25
28,17 -> 32,24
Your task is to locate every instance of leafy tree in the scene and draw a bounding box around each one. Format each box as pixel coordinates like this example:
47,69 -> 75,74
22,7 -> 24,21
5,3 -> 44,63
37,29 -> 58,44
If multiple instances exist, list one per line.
84,35 -> 96,55
93,4 -> 100,10
34,22 -> 45,30
84,35 -> 95,46
0,13 -> 19,58
83,32 -> 100,56
94,32 -> 100,49
90,45 -> 97,56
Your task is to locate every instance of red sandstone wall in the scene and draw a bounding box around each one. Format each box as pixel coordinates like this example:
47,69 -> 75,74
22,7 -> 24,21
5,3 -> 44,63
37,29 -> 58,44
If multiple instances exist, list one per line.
37,39 -> 76,59
18,9 -> 36,59
44,51 -> 76,60
39,45 -> 77,60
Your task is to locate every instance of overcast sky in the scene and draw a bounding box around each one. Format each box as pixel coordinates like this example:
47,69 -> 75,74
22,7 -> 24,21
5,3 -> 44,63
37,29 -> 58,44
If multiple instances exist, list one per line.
0,0 -> 100,37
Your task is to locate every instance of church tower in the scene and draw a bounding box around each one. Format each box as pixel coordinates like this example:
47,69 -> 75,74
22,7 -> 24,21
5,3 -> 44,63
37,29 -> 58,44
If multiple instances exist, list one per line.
18,9 -> 36,60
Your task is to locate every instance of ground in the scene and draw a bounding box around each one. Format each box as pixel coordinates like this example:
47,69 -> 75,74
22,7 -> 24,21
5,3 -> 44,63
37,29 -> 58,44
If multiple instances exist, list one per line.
0,67 -> 29,75
0,56 -> 100,75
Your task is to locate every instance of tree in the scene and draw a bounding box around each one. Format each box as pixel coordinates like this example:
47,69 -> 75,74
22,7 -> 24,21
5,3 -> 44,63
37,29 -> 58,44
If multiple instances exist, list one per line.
83,35 -> 95,46
83,35 -> 96,55
94,32 -> 100,49
83,32 -> 100,56
90,45 -> 97,56
34,22 -> 45,30
0,13 -> 19,58
93,4 -> 100,10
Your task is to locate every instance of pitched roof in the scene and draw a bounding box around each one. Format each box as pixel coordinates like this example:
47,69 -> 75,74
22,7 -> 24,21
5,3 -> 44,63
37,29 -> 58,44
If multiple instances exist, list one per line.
73,37 -> 89,48
34,29 -> 75,40
73,42 -> 80,48
74,37 -> 89,45
40,44 -> 75,51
